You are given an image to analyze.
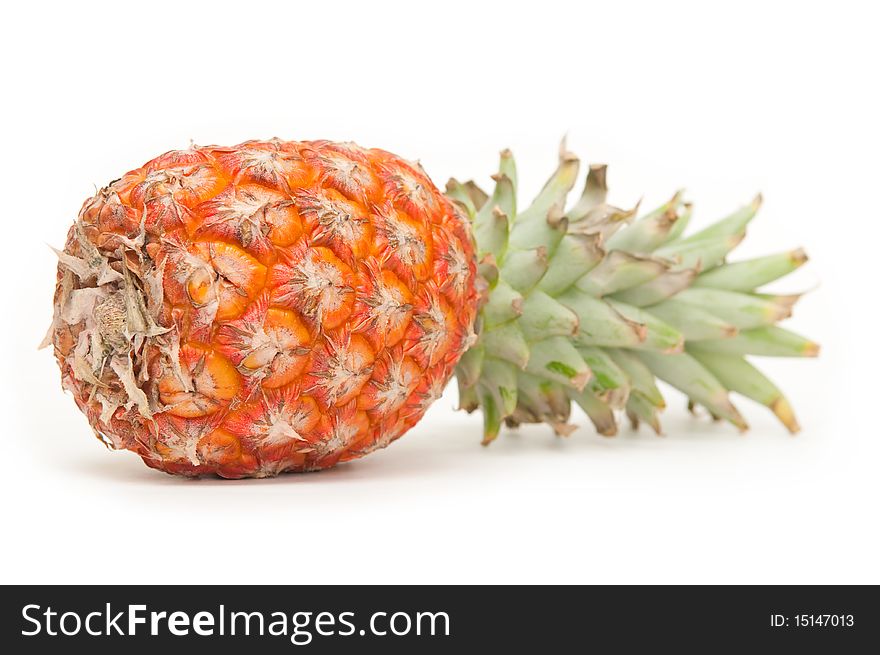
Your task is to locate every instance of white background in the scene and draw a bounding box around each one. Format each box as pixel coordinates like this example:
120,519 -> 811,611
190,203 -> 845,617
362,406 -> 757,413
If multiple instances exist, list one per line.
1,0 -> 877,584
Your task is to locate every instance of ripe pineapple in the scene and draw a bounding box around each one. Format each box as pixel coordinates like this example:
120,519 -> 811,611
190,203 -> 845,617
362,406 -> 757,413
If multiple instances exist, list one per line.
45,139 -> 817,478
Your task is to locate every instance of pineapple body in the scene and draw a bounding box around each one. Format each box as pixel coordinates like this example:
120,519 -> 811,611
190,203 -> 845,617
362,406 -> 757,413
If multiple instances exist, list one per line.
48,140 -> 479,477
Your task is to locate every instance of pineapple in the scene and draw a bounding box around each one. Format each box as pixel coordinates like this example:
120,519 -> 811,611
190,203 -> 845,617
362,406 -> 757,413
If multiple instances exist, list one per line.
45,139 -> 817,478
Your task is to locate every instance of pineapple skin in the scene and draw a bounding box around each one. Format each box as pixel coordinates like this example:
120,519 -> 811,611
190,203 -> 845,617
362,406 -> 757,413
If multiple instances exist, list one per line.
47,140 -> 479,478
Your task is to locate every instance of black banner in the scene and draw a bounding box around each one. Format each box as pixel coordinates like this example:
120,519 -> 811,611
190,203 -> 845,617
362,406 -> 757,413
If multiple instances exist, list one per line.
1,585 -> 876,651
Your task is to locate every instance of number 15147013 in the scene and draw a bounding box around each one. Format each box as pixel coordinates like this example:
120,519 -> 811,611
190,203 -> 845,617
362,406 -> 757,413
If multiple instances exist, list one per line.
771,614 -> 854,627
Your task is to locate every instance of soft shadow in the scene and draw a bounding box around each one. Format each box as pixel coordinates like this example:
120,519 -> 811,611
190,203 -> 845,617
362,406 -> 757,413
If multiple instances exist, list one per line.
70,437 -> 462,487
63,410 -> 751,486
473,414 -> 747,453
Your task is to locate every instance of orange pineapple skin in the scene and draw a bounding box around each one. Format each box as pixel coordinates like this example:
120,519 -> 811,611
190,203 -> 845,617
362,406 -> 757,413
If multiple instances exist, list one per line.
49,140 -> 478,477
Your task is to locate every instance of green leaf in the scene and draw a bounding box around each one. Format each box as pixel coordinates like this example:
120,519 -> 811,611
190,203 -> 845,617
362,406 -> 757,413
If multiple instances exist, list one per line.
515,372 -> 572,427
445,178 -> 476,218
610,267 -> 698,307
654,233 -> 743,271
606,300 -> 684,352
482,280 -> 523,328
474,174 -> 513,259
636,350 -> 748,430
499,247 -> 548,292
673,288 -> 793,329
672,195 -> 761,244
647,299 -> 738,341
692,249 -> 808,291
577,346 -> 628,390
536,233 -> 604,295
498,149 -> 518,193
626,393 -> 663,434
606,191 -> 685,252
558,293 -> 645,348
576,251 -> 668,296
477,358 -> 519,444
566,387 -> 617,436
606,348 -> 665,407
455,344 -> 484,388
661,202 -> 692,243
518,290 -> 579,340
524,336 -> 592,390
687,327 -> 820,357
481,322 -> 530,368
688,350 -> 800,433
516,145 -> 579,225
566,164 -> 608,221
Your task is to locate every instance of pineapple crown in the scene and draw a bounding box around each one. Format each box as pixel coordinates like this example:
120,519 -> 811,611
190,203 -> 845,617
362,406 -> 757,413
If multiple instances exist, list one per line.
447,143 -> 817,443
